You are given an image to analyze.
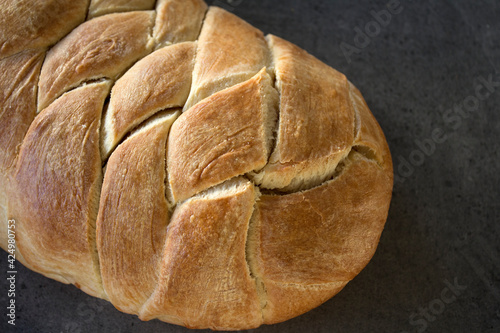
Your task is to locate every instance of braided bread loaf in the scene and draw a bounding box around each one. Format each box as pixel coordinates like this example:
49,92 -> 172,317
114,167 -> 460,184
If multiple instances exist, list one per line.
0,0 -> 393,330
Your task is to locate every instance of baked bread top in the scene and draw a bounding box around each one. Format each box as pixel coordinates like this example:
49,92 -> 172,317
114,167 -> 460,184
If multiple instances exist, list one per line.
0,0 -> 393,330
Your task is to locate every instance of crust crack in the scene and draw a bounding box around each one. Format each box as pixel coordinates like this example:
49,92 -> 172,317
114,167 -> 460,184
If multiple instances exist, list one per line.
257,150 -> 350,196
33,52 -> 47,117
38,77 -> 111,114
264,279 -> 350,288
352,145 -> 380,164
350,81 -> 362,141
88,164 -> 106,299
245,190 -> 268,322
101,107 -> 180,165
168,142 -> 384,205
194,2 -> 209,44
263,52 -> 280,170
84,0 -> 93,21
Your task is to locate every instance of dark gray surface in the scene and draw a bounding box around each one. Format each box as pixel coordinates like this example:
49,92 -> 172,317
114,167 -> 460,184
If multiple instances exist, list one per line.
1,0 -> 499,332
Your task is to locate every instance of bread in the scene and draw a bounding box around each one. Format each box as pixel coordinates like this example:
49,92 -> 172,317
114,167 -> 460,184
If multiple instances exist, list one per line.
0,0 -> 393,330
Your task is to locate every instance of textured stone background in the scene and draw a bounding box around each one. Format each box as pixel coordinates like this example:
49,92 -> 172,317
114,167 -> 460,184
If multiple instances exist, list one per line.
1,0 -> 499,332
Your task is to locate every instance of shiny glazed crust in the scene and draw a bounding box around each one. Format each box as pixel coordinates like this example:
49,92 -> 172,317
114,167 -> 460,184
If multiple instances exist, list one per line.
0,0 -> 393,330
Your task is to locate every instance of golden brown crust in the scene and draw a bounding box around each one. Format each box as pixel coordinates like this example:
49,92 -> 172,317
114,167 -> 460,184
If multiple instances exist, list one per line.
88,0 -> 156,18
101,42 -> 196,158
251,35 -> 355,191
262,280 -> 347,324
154,0 -> 207,47
183,6 -> 270,110
12,81 -> 111,298
0,0 -> 89,59
37,11 -> 155,111
246,151 -> 393,325
97,112 -> 178,314
140,178 -> 262,330
0,50 -> 44,172
350,81 -> 393,173
251,152 -> 392,286
0,2 -> 394,330
0,49 -> 44,257
167,68 -> 278,203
